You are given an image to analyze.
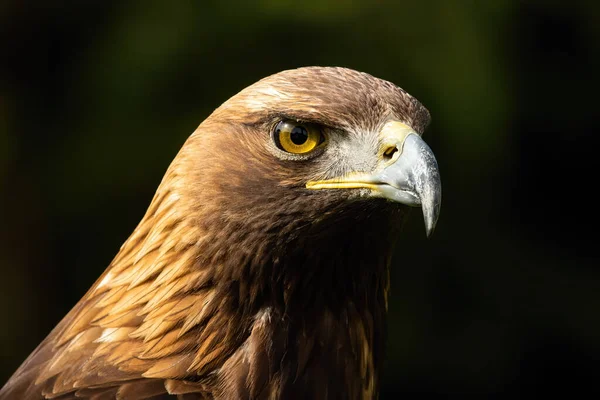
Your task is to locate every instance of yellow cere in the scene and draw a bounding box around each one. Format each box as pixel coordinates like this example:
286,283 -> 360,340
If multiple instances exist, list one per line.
305,121 -> 417,190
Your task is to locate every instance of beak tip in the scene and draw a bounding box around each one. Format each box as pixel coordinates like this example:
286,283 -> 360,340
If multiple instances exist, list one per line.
426,226 -> 434,238
425,218 -> 436,238
423,202 -> 441,238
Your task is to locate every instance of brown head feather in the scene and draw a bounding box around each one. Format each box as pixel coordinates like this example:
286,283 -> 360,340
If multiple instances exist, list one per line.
1,67 -> 430,399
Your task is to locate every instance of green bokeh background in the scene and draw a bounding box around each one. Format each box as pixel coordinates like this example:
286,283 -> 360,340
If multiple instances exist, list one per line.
1,1 -> 598,397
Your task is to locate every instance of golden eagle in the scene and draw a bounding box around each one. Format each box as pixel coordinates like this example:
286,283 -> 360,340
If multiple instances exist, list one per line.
1,67 -> 441,399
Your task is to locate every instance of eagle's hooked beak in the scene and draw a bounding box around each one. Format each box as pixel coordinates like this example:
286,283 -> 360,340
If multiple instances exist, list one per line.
306,121 -> 442,237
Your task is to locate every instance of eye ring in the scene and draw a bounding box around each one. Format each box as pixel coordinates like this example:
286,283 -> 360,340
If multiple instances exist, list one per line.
273,120 -> 324,154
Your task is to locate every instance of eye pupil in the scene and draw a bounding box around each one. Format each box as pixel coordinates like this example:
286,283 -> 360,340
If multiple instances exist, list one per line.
290,126 -> 308,145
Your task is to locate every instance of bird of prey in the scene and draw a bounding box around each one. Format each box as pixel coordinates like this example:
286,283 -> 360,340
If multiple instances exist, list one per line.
1,67 -> 441,399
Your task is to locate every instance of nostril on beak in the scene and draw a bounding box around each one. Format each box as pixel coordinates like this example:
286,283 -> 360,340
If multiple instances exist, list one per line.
383,145 -> 398,161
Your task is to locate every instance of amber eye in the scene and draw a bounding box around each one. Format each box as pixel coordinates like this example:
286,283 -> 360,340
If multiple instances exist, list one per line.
274,120 -> 323,154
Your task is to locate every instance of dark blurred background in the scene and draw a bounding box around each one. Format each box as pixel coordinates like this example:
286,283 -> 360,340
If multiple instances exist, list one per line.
1,0 -> 599,397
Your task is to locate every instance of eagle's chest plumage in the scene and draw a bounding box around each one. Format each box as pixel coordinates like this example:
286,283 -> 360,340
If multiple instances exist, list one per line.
214,303 -> 384,400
